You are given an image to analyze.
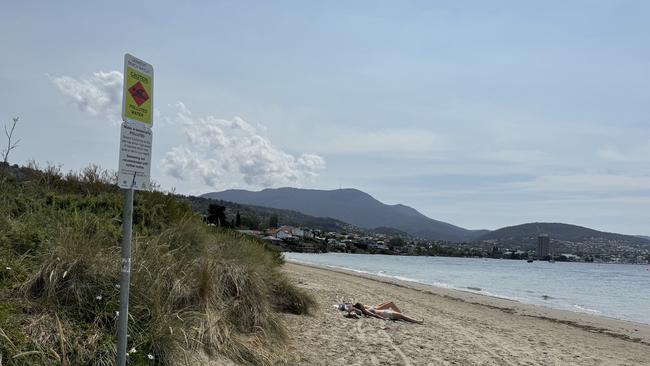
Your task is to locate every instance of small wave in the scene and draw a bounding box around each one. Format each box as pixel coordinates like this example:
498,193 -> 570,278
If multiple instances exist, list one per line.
573,304 -> 602,314
432,281 -> 454,289
465,286 -> 482,291
541,294 -> 554,300
333,266 -> 374,275
375,271 -> 424,284
392,275 -> 424,284
287,259 -> 374,276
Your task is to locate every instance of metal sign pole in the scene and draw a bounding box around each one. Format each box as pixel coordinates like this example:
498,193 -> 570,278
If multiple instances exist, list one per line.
116,187 -> 134,366
116,53 -> 153,365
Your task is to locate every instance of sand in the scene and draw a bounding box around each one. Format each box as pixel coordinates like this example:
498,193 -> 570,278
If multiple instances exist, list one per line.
281,262 -> 650,366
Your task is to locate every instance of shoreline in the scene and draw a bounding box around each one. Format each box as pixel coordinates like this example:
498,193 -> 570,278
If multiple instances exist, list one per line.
286,259 -> 650,344
281,261 -> 650,365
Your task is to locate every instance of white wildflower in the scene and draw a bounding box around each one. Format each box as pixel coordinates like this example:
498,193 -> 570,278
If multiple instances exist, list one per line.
147,354 -> 154,360
129,347 -> 136,354
95,295 -> 102,300
5,266 -> 11,270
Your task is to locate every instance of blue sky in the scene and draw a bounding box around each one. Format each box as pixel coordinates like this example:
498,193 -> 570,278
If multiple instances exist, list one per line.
1,1 -> 649,234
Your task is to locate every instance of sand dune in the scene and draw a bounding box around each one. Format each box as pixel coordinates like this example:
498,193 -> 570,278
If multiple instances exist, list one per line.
281,262 -> 650,365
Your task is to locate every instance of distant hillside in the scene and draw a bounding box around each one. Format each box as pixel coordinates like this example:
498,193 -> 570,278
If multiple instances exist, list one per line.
476,222 -> 650,248
370,226 -> 410,237
202,188 -> 482,241
469,229 -> 491,237
183,195 -> 357,233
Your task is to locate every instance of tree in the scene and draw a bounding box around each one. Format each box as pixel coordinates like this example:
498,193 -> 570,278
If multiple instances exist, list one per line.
235,211 -> 241,227
240,216 -> 260,230
388,237 -> 405,250
268,214 -> 279,228
207,204 -> 228,227
490,245 -> 501,258
2,117 -> 20,164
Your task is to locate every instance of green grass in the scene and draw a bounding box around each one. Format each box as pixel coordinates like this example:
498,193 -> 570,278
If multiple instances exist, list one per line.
0,164 -> 314,365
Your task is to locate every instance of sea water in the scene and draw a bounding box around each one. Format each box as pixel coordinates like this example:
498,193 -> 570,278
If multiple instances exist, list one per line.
284,253 -> 650,325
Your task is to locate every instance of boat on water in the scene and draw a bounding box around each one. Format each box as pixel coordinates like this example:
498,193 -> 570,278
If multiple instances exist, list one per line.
527,259 -> 534,263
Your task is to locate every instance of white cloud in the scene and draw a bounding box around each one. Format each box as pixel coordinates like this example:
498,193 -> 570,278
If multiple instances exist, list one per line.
297,154 -> 326,177
47,70 -> 325,189
161,102 -> 325,188
48,71 -> 123,122
161,146 -> 202,181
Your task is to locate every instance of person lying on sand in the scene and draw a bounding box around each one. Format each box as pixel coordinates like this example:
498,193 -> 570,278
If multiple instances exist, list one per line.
336,301 -> 423,324
354,301 -> 423,324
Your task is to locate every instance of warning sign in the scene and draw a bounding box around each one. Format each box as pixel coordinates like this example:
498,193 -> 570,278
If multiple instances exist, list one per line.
128,81 -> 149,106
117,122 -> 153,190
122,54 -> 153,127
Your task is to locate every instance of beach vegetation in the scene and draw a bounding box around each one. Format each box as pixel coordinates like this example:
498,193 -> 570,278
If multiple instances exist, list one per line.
0,163 -> 313,365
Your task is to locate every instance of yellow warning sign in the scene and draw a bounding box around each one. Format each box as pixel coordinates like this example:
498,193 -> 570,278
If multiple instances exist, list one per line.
122,54 -> 154,126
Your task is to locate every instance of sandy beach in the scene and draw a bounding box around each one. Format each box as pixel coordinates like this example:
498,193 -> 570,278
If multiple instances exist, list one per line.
281,262 -> 650,366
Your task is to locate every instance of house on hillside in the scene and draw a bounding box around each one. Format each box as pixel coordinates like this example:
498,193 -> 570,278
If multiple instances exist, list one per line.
368,242 -> 387,251
289,227 -> 304,237
275,229 -> 292,239
266,227 -> 292,239
303,229 -> 315,239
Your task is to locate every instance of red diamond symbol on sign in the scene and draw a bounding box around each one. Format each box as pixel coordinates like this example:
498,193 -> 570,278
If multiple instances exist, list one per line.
128,81 -> 149,106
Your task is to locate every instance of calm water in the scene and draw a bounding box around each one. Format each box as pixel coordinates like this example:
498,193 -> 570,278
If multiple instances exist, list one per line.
285,253 -> 650,325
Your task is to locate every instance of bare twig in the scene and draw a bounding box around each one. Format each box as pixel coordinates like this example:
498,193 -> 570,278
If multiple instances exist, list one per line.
2,117 -> 20,164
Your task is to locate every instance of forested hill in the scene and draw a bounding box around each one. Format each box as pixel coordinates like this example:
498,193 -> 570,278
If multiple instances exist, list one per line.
476,222 -> 650,247
184,194 -> 358,233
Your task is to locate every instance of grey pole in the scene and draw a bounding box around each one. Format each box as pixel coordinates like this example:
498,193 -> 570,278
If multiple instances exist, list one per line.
116,188 -> 134,366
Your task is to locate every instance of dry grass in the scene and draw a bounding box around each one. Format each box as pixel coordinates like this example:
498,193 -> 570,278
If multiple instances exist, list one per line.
0,164 -> 314,365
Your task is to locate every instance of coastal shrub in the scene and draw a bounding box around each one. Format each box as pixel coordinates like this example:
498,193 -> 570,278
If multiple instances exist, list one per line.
19,222 -> 289,365
270,275 -> 316,315
0,164 -> 309,365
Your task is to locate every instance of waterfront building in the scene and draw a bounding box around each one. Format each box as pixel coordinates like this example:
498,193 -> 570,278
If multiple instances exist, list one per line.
537,234 -> 550,259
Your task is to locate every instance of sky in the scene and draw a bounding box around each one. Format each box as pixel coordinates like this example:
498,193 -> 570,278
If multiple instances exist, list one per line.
1,1 -> 649,235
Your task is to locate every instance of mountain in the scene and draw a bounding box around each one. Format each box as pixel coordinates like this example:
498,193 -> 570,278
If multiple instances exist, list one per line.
475,222 -> 650,249
202,188 -> 481,241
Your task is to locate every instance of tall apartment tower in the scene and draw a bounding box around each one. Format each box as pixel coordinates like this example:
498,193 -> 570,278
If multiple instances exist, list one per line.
537,234 -> 550,259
